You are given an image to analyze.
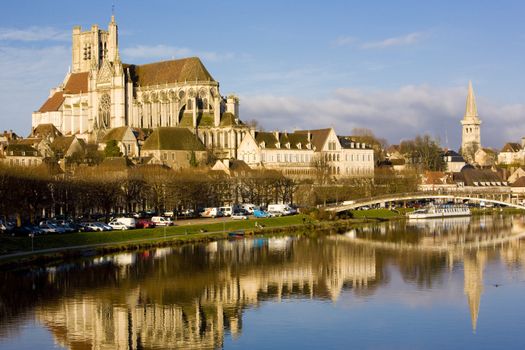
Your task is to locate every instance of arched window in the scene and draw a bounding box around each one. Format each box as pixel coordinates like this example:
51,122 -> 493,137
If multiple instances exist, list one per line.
98,93 -> 111,128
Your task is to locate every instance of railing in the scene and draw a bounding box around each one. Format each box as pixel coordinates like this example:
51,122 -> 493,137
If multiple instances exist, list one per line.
325,189 -> 525,211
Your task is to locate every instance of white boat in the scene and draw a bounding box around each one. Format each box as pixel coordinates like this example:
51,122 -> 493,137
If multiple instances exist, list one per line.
407,204 -> 471,219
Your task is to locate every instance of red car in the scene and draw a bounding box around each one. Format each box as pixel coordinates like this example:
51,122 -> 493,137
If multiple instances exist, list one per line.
136,219 -> 156,229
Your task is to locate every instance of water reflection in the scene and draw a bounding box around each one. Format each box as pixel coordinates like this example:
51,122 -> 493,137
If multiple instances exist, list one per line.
1,214 -> 525,349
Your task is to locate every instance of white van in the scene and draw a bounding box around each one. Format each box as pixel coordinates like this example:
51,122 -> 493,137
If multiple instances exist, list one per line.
240,203 -> 258,214
109,218 -> 135,230
151,216 -> 174,226
219,206 -> 232,217
200,207 -> 222,218
267,204 -> 296,216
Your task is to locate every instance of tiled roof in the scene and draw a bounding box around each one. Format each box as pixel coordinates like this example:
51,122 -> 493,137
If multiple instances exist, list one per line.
229,159 -> 251,172
501,143 -> 521,152
511,176 -> 525,187
37,73 -> 88,113
38,92 -> 65,112
127,57 -> 214,86
142,127 -> 206,151
98,157 -> 134,170
51,136 -> 76,154
219,112 -> 238,127
64,72 -> 89,94
294,129 -> 331,151
101,127 -> 131,142
255,132 -> 279,149
460,168 -> 504,186
30,123 -> 62,139
5,144 -> 40,157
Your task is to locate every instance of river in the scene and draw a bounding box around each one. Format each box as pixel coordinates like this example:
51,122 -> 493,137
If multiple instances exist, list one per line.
1,214 -> 525,349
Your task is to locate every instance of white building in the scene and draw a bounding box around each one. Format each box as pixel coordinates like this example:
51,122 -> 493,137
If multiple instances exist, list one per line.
237,128 -> 374,178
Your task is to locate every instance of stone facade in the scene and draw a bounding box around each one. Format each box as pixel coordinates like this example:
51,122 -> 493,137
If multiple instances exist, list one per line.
237,128 -> 374,178
31,16 -> 250,159
460,81 -> 482,162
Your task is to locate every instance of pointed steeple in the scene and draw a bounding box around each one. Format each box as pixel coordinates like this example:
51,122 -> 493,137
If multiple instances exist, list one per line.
464,81 -> 478,119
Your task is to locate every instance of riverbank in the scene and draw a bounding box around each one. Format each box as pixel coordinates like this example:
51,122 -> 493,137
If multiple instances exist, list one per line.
2,208 -> 521,268
0,214 -> 381,268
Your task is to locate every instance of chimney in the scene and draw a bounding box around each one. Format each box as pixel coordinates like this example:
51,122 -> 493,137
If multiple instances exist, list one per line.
521,137 -> 525,149
273,131 -> 279,140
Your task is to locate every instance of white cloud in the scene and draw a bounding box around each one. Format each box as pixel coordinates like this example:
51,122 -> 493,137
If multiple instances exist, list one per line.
240,85 -> 525,149
0,45 -> 70,134
122,44 -> 191,60
333,36 -> 357,47
122,44 -> 235,62
0,27 -> 69,42
361,32 -> 424,49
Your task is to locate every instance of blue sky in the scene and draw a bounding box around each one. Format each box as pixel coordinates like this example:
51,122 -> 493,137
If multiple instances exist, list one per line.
1,0 -> 524,148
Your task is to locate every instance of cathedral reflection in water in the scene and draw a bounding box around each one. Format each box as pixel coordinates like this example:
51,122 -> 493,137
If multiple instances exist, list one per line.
2,215 -> 525,349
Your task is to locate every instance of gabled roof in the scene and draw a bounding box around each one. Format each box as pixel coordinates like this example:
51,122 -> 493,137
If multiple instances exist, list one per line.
219,112 -> 240,127
501,143 -> 521,152
51,136 -> 83,154
142,127 -> 206,151
511,176 -> 525,187
294,129 -> 332,151
30,124 -> 62,139
38,92 -> 65,113
127,57 -> 214,86
97,157 -> 134,171
101,127 -> 134,142
255,132 -> 279,149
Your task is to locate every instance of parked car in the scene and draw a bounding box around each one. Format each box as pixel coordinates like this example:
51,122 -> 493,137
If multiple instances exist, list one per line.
180,208 -> 195,217
39,223 -> 65,234
136,218 -> 156,229
253,209 -> 270,218
96,222 -> 113,231
232,211 -> 248,220
109,219 -> 133,230
151,216 -> 174,226
83,222 -> 104,232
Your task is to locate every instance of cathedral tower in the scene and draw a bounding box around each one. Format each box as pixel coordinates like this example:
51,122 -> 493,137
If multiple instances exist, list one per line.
460,81 -> 482,162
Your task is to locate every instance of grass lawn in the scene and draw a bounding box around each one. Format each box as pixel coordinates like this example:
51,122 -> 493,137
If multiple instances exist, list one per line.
0,215 -> 310,256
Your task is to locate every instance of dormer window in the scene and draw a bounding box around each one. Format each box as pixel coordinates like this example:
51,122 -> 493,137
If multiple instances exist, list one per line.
297,143 -> 302,149
285,142 -> 290,149
260,141 -> 266,149
276,143 -> 281,149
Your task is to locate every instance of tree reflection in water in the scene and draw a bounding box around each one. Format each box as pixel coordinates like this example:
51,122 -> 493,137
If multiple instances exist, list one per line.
1,214 -> 525,349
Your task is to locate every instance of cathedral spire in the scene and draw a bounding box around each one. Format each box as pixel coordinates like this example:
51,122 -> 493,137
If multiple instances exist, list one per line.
464,81 -> 478,119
